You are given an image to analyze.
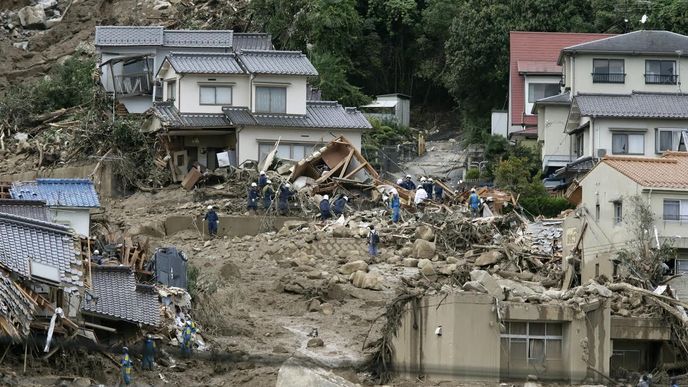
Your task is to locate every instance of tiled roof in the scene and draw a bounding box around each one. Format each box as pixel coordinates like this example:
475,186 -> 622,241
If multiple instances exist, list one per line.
574,92 -> 688,119
95,26 -> 164,46
599,152 -> 688,190
11,179 -> 100,208
0,213 -> 82,289
166,52 -> 245,74
163,30 -> 233,48
0,200 -> 50,221
237,50 -> 318,76
509,31 -> 614,127
233,33 -> 273,50
223,101 -> 371,129
152,102 -> 232,129
509,127 -> 538,139
562,30 -> 688,56
82,266 -> 160,326
517,60 -> 561,74
0,271 -> 36,338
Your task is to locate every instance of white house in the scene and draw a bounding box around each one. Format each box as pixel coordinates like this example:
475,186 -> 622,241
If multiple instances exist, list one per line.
9,179 -> 100,237
360,93 -> 411,128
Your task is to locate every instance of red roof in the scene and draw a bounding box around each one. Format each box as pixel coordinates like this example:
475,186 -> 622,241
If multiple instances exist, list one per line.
510,31 -> 615,128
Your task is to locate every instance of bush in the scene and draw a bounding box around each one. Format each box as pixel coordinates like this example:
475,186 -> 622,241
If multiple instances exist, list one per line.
520,195 -> 573,218
465,168 -> 480,179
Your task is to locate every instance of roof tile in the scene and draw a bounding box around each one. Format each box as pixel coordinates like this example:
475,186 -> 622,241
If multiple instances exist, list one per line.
600,152 -> 688,189
10,179 -> 100,208
574,92 -> 688,119
0,200 -> 51,221
233,33 -> 273,51
163,30 -> 233,48
238,50 -> 318,76
152,102 -> 232,128
223,101 -> 371,129
563,30 -> 688,55
166,52 -> 245,74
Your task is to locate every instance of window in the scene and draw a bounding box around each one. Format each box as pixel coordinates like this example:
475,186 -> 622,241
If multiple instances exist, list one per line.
199,85 -> 232,105
611,133 -> 644,155
258,142 -> 322,161
592,59 -> 625,83
500,322 -> 563,364
663,199 -> 688,221
656,128 -> 688,152
613,201 -> 623,225
255,86 -> 287,113
575,133 -> 584,157
166,81 -> 176,102
645,60 -> 677,84
527,83 -> 561,103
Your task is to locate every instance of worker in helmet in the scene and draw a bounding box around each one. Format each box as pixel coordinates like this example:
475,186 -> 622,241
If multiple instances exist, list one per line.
332,195 -> 348,217
91,249 -> 103,265
262,180 -> 275,211
258,170 -> 268,189
468,188 -> 481,218
248,182 -> 259,215
278,183 -> 293,215
320,195 -> 332,220
121,346 -> 133,385
203,205 -> 219,238
142,334 -> 156,371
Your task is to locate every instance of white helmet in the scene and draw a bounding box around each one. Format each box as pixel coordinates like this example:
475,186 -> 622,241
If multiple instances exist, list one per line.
266,180 -> 272,184
93,250 -> 100,255
323,195 -> 329,200
471,188 -> 476,192
420,177 -> 427,182
343,196 -> 348,201
396,178 -> 403,184
428,178 -> 433,182
207,205 -> 213,210
405,174 -> 412,179
251,182 -> 257,187
285,183 -> 291,188
260,170 -> 266,175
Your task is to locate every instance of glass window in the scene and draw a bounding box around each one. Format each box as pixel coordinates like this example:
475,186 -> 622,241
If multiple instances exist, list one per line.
528,339 -> 545,361
656,129 -> 688,152
546,323 -> 562,336
612,133 -> 644,155
528,83 -> 560,103
664,200 -> 680,221
292,145 -> 306,161
199,86 -> 214,104
167,81 -> 176,101
614,201 -> 623,225
529,323 -> 546,336
256,87 -> 287,113
546,339 -> 563,359
199,86 -> 232,105
592,59 -> 625,83
510,322 -> 527,335
646,60 -> 677,84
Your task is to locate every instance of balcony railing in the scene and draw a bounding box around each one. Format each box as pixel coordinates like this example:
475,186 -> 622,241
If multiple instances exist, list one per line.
645,74 -> 678,84
663,214 -> 688,222
591,72 -> 626,84
114,72 -> 153,96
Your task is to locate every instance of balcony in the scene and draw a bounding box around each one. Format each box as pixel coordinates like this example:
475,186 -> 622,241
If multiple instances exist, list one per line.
644,74 -> 678,85
592,72 -> 626,84
114,72 -> 153,96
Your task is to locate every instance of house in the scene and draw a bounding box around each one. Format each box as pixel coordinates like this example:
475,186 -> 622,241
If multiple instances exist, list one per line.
147,49 -> 371,171
9,178 -> 100,237
360,93 -> 411,127
537,30 -> 688,178
94,26 -> 273,113
500,31 -> 613,144
0,199 -> 51,221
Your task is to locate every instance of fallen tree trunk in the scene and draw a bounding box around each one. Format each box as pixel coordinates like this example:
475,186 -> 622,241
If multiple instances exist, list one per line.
607,282 -> 688,311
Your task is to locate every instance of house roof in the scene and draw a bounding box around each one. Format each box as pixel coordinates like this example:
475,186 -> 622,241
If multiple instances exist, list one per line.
82,266 -> 160,326
561,30 -> 688,57
598,152 -> 688,190
162,30 -> 233,48
573,92 -> 688,119
0,199 -> 50,221
10,179 -> 100,208
0,212 -> 82,289
517,60 -> 561,74
237,50 -> 318,76
151,102 -> 232,129
509,31 -> 614,127
95,26 -> 234,48
164,52 -> 245,75
509,127 -> 538,139
531,92 -> 571,114
233,33 -> 273,50
222,101 -> 371,129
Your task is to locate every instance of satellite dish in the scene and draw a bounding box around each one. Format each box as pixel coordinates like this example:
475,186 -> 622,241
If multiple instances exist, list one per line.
640,14 -> 648,24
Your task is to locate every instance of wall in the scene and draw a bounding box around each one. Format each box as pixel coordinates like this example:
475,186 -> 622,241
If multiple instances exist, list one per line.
571,54 -> 688,95
178,74 -> 251,114
539,104 -> 573,170
50,208 -> 91,237
163,215 -> 306,237
236,126 -> 363,164
491,111 -> 508,138
588,118 -> 688,158
252,75 -> 307,115
0,162 -> 117,198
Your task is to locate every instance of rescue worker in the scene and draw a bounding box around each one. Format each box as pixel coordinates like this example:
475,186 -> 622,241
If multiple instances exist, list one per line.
423,178 -> 434,200
278,183 -> 293,215
332,195 -> 348,217
262,180 -> 274,211
390,190 -> 401,223
121,346 -> 133,385
396,178 -> 403,187
434,180 -> 444,202
142,335 -> 156,371
368,225 -> 380,256
414,186 -> 428,208
401,174 -> 416,190
180,320 -> 196,357
468,188 -> 481,218
319,195 -> 332,220
91,249 -> 103,265
247,182 -> 259,215
258,170 -> 268,188
203,205 -> 219,238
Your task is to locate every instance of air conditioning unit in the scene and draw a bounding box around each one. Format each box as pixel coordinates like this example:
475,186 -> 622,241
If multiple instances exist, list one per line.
597,148 -> 607,158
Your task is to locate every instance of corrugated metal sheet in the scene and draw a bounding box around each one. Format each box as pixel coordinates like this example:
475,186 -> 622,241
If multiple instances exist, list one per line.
82,266 -> 161,326
0,199 -> 51,221
238,50 -> 318,76
95,26 -> 164,46
167,52 -> 245,74
575,92 -> 688,119
233,33 -> 273,51
223,101 -> 371,129
152,102 -> 232,128
163,30 -> 233,48
10,179 -> 100,208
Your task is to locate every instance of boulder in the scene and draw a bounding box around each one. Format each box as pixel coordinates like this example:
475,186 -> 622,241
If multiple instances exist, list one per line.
307,299 -> 321,312
339,260 -> 368,275
474,250 -> 504,266
420,263 -> 435,276
320,303 -> 334,315
402,258 -> 419,267
470,270 -> 504,300
386,255 -> 401,265
414,225 -> 435,241
585,282 -> 613,298
417,259 -> 432,269
306,338 -> 324,348
413,239 -> 436,260
332,226 -> 350,238
398,246 -> 413,257
284,220 -> 308,230
438,264 -> 458,275
276,357 -> 357,387
446,256 -> 459,264
462,281 -> 488,293
350,270 -> 383,291
18,5 -> 46,28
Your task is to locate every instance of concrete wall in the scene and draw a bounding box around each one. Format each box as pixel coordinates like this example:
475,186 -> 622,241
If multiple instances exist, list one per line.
492,111 -> 508,138
611,317 -> 671,341
163,215 -> 307,237
584,118 -> 688,159
236,126 -> 363,164
538,104 -> 573,170
0,162 -> 117,198
50,208 -> 91,237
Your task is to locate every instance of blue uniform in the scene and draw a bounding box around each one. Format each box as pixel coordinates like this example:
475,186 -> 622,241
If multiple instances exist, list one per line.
332,197 -> 346,216
469,192 -> 481,217
248,187 -> 259,209
400,180 -> 416,190
390,195 -> 400,223
434,185 -> 444,201
121,353 -> 132,384
181,323 -> 196,357
278,186 -> 292,215
319,199 -> 331,220
423,182 -> 434,200
368,230 -> 379,256
258,175 -> 268,188
204,209 -> 218,236
142,338 -> 155,370
262,186 -> 274,209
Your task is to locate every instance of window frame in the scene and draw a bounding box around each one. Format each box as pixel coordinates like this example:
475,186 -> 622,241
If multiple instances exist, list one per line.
166,80 -> 176,102
613,201 -> 623,225
255,86 -> 287,113
500,322 -> 564,362
655,128 -> 688,153
258,141 -> 322,161
645,59 -> 677,84
592,58 -> 626,84
198,84 -> 233,106
611,132 -> 645,155
575,132 -> 584,157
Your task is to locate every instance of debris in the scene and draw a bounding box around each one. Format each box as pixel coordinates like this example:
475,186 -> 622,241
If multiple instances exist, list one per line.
412,239 -> 435,259
339,260 -> 368,275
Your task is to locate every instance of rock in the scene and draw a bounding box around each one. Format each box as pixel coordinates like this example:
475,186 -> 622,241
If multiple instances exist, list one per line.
350,270 -> 383,291
12,41 -> 28,50
417,258 -> 432,268
129,221 -> 166,238
37,0 -> 57,9
306,271 -> 323,280
399,246 -> 413,257
414,225 -> 435,241
386,255 -> 401,265
446,256 -> 459,264
273,345 -> 289,353
544,289 -> 563,300
219,262 -> 241,280
326,283 -> 349,301
276,357 -> 357,387
462,281 -> 487,293
320,303 -> 334,315
203,240 -> 212,247
339,260 -> 368,275
18,5 -> 46,29
474,250 -> 504,266
438,264 -> 458,275
306,338 -> 324,348
307,299 -> 321,312
497,278 -> 545,298
617,309 -> 631,317
585,282 -> 612,298
332,226 -> 350,238
470,270 -> 504,300
420,263 -> 435,276
412,239 -> 436,260
45,17 -> 61,28
402,258 -> 419,267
